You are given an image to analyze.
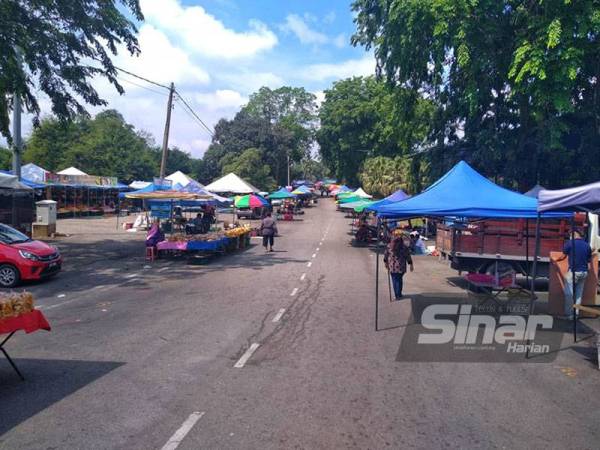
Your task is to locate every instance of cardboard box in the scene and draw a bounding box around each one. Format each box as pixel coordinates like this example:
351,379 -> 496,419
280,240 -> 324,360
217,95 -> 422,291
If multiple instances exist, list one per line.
549,251 -> 599,316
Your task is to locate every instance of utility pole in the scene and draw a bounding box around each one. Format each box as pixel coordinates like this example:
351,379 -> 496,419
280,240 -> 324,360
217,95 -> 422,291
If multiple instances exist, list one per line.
287,153 -> 290,187
12,48 -> 22,180
159,82 -> 175,180
12,93 -> 22,180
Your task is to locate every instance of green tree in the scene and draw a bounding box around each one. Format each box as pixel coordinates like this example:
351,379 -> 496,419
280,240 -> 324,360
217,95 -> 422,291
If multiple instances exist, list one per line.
0,0 -> 143,140
352,0 -> 600,189
242,86 -> 318,185
221,148 -> 276,191
0,145 -> 10,170
24,110 -> 161,182
318,76 -> 434,185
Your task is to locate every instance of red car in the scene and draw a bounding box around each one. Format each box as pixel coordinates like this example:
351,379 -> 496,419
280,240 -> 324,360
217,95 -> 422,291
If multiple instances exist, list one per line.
0,223 -> 62,288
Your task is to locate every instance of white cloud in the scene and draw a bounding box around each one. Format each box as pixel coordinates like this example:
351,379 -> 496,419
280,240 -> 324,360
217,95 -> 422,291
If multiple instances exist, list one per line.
280,14 -> 329,45
313,91 -> 326,106
323,11 -> 336,24
220,71 -> 284,94
301,56 -> 375,82
195,90 -> 248,110
333,34 -> 347,48
114,25 -> 210,85
140,0 -> 277,59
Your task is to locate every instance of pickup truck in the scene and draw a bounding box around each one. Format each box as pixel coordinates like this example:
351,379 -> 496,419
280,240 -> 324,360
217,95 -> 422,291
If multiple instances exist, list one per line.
436,213 -> 599,278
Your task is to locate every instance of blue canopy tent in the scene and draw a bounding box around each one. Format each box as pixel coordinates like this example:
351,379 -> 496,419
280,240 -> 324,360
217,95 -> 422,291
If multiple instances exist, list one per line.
369,160 -> 570,332
366,189 -> 409,211
371,161 -> 566,219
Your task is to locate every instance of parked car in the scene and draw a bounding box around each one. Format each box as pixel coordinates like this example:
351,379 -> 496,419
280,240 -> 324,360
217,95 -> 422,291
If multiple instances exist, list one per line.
0,223 -> 62,288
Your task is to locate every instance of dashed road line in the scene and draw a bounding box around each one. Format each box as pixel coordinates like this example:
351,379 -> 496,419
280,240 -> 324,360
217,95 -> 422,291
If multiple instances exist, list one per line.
161,411 -> 206,450
290,287 -> 298,296
234,343 -> 260,368
125,273 -> 138,279
57,294 -> 66,298
272,308 -> 286,322
307,261 -> 312,268
316,247 -> 320,252
311,253 -> 317,258
300,273 -> 306,281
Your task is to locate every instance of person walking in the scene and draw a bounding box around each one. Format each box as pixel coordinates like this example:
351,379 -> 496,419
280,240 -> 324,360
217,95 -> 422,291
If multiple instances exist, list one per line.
384,232 -> 414,300
557,230 -> 592,320
260,212 -> 278,252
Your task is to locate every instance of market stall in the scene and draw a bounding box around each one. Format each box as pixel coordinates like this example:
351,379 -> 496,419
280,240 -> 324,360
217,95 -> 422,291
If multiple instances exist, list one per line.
369,160 -> 569,331
0,292 -> 50,380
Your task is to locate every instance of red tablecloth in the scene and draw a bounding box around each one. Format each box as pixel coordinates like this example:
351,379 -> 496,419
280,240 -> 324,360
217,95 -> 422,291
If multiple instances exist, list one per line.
0,310 -> 51,335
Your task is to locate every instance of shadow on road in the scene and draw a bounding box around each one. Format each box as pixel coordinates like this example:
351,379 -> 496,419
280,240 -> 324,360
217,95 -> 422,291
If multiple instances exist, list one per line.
0,358 -> 124,436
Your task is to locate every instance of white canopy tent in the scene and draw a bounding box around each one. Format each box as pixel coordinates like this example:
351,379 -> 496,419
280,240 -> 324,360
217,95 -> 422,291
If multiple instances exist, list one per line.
166,170 -> 201,188
353,187 -> 373,199
57,166 -> 88,176
129,181 -> 152,190
204,173 -> 259,194
0,172 -> 32,190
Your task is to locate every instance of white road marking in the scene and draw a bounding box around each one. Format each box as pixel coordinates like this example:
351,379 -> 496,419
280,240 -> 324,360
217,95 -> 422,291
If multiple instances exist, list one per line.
290,287 -> 298,296
57,294 -> 65,298
38,298 -> 79,310
316,247 -> 320,252
300,273 -> 306,281
158,267 -> 169,273
161,411 -> 206,450
311,253 -> 316,258
272,308 -> 286,322
307,261 -> 312,268
125,273 -> 137,279
234,343 -> 260,368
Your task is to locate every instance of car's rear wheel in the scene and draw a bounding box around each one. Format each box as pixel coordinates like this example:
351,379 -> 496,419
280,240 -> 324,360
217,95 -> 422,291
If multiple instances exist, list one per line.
0,264 -> 20,288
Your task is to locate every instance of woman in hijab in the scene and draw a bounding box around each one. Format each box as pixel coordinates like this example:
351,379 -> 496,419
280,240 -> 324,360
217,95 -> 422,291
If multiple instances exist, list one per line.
384,231 -> 414,300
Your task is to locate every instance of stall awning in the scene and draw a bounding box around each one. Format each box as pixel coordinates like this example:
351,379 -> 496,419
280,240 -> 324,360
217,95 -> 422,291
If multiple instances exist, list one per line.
538,181 -> 600,213
372,161 -> 567,219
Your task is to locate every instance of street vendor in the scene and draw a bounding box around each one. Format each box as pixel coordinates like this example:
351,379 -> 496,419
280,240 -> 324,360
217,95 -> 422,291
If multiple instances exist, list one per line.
409,231 -> 427,255
556,230 -> 592,320
146,220 -> 165,247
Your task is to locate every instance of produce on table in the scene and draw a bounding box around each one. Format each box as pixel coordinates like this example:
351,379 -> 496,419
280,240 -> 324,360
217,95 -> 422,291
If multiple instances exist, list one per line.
0,292 -> 35,319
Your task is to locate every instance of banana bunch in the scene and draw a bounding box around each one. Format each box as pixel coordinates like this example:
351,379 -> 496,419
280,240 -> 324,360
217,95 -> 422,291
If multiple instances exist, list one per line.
224,225 -> 252,238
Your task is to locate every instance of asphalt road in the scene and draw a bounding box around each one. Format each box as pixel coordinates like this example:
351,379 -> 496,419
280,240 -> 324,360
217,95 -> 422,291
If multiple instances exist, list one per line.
1,201 -> 600,449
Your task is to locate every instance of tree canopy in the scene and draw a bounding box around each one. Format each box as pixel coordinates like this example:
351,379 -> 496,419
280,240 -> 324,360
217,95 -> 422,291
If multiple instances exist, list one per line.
23,110 -> 193,182
317,76 -> 434,188
0,0 -> 143,140
352,0 -> 600,190
195,86 -> 321,189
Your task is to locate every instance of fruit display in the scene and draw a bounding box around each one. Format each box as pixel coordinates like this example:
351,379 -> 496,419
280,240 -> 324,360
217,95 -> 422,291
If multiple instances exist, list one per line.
0,292 -> 35,319
166,231 -> 226,242
224,225 -> 252,238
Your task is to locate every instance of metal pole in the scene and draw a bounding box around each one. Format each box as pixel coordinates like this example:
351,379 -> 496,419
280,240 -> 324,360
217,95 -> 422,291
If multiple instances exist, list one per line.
11,51 -> 22,181
526,214 -> 542,359
159,82 -> 175,180
287,153 -> 290,187
375,219 -> 381,331
571,215 -> 577,342
525,218 -> 529,286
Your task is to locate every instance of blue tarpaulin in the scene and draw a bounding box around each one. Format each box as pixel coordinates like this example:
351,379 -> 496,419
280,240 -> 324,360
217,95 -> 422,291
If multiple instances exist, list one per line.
371,161 -> 568,219
366,189 -> 409,211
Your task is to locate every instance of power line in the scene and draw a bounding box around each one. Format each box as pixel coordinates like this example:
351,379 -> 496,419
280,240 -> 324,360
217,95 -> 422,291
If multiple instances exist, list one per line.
111,65 -> 171,90
116,75 -> 169,97
174,91 -> 214,137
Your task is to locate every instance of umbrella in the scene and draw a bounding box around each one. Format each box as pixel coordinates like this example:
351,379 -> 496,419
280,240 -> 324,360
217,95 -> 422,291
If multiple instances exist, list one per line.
234,194 -> 268,208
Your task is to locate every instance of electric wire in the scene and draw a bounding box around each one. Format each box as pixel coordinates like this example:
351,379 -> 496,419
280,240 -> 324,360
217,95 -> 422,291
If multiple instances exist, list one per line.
116,75 -> 169,97
174,91 -> 215,137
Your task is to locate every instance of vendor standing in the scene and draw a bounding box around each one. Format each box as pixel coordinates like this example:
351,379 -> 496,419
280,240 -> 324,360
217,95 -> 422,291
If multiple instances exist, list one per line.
557,230 -> 592,319
384,231 -> 414,300
260,212 -> 278,252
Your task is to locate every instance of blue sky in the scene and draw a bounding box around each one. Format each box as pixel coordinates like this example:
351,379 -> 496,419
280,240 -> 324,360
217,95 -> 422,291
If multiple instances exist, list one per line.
19,0 -> 374,159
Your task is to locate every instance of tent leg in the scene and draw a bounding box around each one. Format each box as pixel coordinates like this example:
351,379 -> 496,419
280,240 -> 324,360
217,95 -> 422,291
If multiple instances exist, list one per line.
571,215 -> 577,343
387,267 -> 393,303
526,214 -> 541,359
375,220 -> 381,331
525,219 -> 529,286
